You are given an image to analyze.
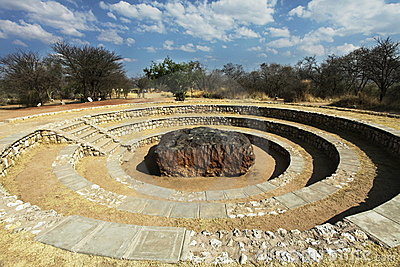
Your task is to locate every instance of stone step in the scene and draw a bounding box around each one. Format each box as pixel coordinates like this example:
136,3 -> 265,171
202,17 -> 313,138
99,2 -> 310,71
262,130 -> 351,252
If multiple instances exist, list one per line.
35,215 -> 189,263
69,124 -> 92,136
104,142 -> 120,154
95,137 -> 113,149
85,133 -> 106,144
58,121 -> 86,132
75,128 -> 99,140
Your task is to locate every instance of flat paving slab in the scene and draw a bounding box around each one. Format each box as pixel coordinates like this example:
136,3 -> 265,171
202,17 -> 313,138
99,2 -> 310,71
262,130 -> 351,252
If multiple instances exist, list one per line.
36,216 -> 188,263
274,192 -> 307,209
346,210 -> 400,248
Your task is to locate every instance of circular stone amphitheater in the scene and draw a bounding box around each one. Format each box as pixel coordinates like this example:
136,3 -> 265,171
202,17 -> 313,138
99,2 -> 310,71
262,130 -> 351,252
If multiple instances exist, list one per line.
0,99 -> 399,265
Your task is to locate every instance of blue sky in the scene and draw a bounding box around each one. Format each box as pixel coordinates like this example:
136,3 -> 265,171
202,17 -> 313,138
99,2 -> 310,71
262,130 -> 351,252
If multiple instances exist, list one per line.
1,0 -> 399,77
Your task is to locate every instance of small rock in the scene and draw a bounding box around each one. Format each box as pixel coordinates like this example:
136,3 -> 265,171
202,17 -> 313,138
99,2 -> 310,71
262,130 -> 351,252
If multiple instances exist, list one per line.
213,252 -> 234,264
91,184 -> 100,190
353,229 -> 368,241
210,238 -> 222,248
189,240 -> 198,246
277,242 -> 287,247
253,229 -> 263,239
315,223 -> 337,238
265,231 -> 276,239
341,232 -> 356,242
233,228 -> 241,236
239,241 -> 246,251
227,238 -> 234,247
31,229 -> 41,235
276,250 -> 295,262
239,253 -> 248,264
259,241 -> 268,249
256,252 -> 271,262
277,228 -> 288,237
201,230 -> 212,236
305,247 -> 322,262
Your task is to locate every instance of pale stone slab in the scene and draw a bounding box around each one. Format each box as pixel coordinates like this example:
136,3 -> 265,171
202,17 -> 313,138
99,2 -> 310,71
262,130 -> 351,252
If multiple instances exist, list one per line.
199,203 -> 227,219
346,210 -> 400,248
206,190 -> 226,201
256,181 -> 277,193
223,188 -> 247,199
118,197 -> 149,213
274,192 -> 307,209
294,187 -> 325,203
374,196 -> 400,224
36,216 -> 99,250
136,185 -> 174,199
169,202 -> 199,218
242,185 -> 264,197
309,181 -> 338,195
141,200 -> 174,217
124,226 -> 186,263
76,222 -> 141,258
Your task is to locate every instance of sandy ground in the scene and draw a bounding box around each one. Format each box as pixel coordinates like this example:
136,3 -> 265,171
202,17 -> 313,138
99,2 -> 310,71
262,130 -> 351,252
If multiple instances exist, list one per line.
1,140 -> 382,233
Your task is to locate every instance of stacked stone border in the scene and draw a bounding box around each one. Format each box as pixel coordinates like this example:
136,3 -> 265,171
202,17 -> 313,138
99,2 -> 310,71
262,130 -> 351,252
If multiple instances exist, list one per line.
0,103 -> 398,264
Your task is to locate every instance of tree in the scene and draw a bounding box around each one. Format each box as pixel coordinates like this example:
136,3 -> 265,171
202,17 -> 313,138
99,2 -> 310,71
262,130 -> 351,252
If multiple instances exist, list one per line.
363,37 -> 400,102
144,57 -> 202,100
0,51 -> 61,106
339,48 -> 370,95
134,76 -> 151,98
52,42 -> 125,101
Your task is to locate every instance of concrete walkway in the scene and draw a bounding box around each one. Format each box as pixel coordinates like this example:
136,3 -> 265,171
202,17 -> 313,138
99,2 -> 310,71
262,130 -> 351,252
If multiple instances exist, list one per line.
35,215 -> 190,263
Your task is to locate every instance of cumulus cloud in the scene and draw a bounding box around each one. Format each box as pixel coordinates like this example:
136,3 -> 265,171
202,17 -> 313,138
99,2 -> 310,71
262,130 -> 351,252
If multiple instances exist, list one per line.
100,1 -> 162,21
0,19 -> 60,43
97,29 -> 124,45
126,37 -> 135,46
107,12 -> 117,20
266,27 -> 290,38
234,27 -> 260,38
144,46 -> 157,53
120,57 -> 137,62
162,40 -> 211,52
0,0 -> 95,37
289,0 -> 400,35
12,39 -> 28,47
329,43 -> 360,55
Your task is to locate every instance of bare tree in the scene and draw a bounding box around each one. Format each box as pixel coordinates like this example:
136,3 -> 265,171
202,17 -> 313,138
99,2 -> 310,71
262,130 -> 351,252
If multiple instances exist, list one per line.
363,37 -> 400,102
52,42 -> 125,101
0,51 -> 60,106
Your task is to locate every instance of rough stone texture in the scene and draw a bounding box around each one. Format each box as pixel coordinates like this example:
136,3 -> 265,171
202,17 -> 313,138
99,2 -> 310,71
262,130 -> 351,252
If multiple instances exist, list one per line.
154,127 -> 255,177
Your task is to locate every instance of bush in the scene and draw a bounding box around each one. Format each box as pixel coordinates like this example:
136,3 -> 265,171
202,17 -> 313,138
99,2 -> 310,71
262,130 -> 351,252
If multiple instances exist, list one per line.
174,90 -> 186,101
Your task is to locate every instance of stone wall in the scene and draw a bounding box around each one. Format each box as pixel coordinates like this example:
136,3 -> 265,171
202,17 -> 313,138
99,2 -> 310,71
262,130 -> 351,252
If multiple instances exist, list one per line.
89,104 -> 400,155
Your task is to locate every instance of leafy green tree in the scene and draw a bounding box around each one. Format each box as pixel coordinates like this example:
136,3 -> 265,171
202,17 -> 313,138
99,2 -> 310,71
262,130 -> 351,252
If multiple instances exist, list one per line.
143,57 -> 202,100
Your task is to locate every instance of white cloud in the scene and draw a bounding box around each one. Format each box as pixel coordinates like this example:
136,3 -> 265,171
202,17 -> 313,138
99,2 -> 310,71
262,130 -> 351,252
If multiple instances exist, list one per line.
266,27 -> 290,38
330,43 -> 360,55
139,22 -> 165,33
258,53 -> 268,58
267,37 -> 300,48
71,38 -> 90,46
144,46 -> 157,53
247,46 -> 262,52
234,27 -> 260,38
299,44 -> 326,56
120,57 -> 137,62
12,39 -> 28,47
0,0 -> 95,37
126,37 -> 135,46
163,40 -> 174,50
107,12 -> 117,20
120,17 -> 131,23
162,40 -> 211,52
289,0 -> 400,35
97,30 -> 123,45
222,45 -> 228,49
162,0 -> 276,41
0,19 -> 60,43
100,1 -> 162,21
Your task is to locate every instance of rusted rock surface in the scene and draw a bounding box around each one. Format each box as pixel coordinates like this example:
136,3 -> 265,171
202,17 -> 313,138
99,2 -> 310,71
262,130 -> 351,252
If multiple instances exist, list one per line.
154,127 -> 255,177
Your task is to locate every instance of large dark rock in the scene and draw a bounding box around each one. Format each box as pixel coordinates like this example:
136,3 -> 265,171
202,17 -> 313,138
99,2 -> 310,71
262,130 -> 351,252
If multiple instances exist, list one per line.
154,127 -> 255,177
